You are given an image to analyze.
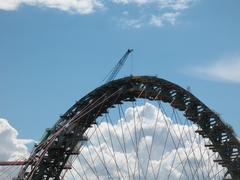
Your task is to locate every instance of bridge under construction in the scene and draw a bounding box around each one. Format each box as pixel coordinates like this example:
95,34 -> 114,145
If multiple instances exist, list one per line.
0,50 -> 239,180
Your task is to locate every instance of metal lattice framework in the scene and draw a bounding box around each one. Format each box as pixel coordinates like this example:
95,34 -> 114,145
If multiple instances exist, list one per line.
16,76 -> 240,179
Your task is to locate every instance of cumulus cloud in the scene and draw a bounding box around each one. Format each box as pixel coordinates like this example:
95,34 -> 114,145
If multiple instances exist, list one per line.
189,55 -> 240,83
0,118 -> 34,161
0,0 -> 197,28
0,0 -> 104,14
0,103 -> 225,179
0,118 -> 35,178
65,103 -> 225,179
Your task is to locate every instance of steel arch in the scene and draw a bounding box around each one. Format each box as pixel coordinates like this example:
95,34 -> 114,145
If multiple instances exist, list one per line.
17,76 -> 240,180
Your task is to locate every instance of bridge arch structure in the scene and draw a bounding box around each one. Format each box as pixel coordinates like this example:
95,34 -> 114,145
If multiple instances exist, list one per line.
17,76 -> 240,180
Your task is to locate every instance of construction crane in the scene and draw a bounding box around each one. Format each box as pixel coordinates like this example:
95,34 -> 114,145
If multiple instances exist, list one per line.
0,49 -> 134,172
105,49 -> 133,83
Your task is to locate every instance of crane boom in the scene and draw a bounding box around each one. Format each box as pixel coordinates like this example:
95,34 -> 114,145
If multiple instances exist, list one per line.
105,49 -> 133,82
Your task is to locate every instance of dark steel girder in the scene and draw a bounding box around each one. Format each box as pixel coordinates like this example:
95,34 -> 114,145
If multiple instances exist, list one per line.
17,76 -> 240,180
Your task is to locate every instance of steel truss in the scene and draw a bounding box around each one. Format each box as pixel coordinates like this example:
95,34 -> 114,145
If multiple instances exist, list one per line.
17,76 -> 240,179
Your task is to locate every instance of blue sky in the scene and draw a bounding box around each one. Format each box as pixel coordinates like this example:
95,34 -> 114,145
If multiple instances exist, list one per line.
0,0 -> 240,141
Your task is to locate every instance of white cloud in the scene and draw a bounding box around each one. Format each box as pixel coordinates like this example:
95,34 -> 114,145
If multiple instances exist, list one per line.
190,55 -> 240,83
150,12 -> 180,27
65,102 -> 226,179
0,104 -> 225,179
0,0 -> 104,14
113,0 -> 194,10
0,0 -> 197,28
0,118 -> 34,161
158,0 -> 194,10
114,0 -> 197,28
0,118 -> 35,179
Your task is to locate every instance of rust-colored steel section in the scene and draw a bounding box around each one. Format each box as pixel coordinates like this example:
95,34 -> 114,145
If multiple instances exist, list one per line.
0,161 -> 27,166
